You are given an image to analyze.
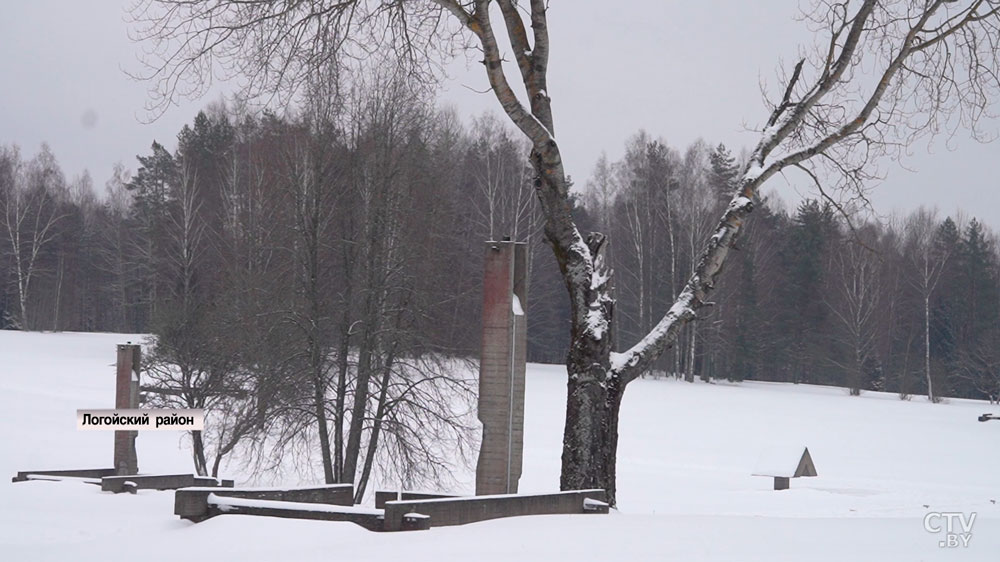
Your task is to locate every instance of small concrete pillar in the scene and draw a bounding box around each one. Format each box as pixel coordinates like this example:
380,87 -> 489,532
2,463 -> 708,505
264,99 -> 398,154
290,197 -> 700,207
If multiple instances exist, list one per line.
114,343 -> 140,475
476,240 -> 527,496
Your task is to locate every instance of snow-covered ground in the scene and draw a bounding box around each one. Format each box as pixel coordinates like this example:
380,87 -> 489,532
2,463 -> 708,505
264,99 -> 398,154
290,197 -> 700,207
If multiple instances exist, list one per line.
1,330 -> 998,560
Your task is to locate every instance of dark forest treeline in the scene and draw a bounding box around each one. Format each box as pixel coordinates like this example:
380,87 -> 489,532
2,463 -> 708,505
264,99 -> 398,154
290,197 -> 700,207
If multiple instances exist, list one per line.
585,132 -> 1000,403
2,101 -> 999,409
0,100 -> 572,358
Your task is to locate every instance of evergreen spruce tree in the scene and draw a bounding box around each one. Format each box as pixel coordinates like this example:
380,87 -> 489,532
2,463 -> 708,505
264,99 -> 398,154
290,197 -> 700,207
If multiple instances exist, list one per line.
929,217 -> 961,377
706,143 -> 739,205
126,141 -> 178,328
958,219 -> 998,346
730,245 -> 758,381
127,141 -> 177,220
778,200 -> 839,384
950,219 -> 1000,397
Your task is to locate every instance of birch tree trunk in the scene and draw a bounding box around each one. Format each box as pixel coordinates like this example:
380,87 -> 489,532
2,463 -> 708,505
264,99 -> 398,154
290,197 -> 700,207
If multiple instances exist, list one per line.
925,294 -> 933,402
3,166 -> 64,330
905,208 -> 949,403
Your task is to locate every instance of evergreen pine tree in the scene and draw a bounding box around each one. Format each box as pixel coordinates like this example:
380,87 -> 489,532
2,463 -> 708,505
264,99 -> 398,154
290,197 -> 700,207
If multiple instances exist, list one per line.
707,143 -> 739,205
777,199 -> 839,384
929,217 -> 961,373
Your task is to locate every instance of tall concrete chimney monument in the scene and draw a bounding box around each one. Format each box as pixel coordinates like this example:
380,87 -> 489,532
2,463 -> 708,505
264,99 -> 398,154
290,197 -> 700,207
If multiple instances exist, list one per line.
476,239 -> 528,496
114,343 -> 141,475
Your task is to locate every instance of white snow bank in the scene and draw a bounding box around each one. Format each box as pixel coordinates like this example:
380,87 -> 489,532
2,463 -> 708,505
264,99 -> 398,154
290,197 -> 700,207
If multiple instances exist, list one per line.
207,494 -> 384,516
25,475 -> 101,485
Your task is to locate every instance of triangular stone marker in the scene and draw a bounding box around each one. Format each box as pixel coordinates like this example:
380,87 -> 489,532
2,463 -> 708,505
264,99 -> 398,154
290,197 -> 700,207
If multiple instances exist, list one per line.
752,446 -> 817,490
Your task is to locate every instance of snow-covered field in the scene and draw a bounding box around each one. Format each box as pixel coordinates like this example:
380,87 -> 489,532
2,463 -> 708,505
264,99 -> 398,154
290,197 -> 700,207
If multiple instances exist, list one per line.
2,330 -> 998,560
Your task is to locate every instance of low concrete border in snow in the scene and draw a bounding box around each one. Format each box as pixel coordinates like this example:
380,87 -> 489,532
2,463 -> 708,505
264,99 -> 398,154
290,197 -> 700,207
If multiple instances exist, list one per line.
101,473 -> 234,494
11,468 -> 116,483
206,494 -> 387,531
175,485 -> 607,532
374,490 -> 460,509
174,484 -> 355,522
382,489 -> 609,531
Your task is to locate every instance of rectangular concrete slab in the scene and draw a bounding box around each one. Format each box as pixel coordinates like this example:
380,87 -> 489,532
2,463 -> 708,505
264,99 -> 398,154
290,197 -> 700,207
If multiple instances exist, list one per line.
12,468 -> 116,483
383,489 -> 607,531
175,484 -> 355,521
101,473 -> 231,493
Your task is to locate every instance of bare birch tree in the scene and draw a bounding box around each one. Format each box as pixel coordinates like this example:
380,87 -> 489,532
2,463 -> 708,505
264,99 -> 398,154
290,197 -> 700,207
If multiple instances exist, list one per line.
827,230 -> 882,395
1,145 -> 66,330
675,142 -> 719,382
466,113 -> 537,242
903,207 -> 951,401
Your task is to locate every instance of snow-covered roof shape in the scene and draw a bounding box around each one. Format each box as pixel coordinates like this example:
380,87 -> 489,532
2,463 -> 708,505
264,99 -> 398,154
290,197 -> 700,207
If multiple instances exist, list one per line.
752,446 -> 817,478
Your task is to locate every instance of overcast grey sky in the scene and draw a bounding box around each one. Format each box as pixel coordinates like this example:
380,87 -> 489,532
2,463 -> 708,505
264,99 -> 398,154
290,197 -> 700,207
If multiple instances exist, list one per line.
2,1 -> 998,228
